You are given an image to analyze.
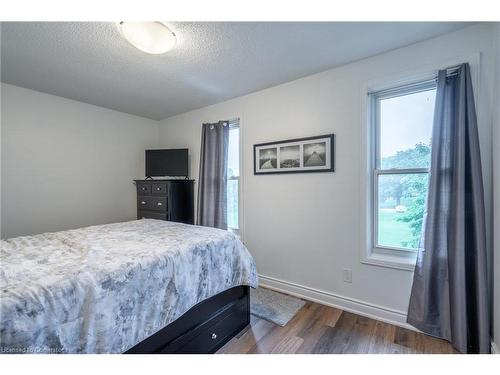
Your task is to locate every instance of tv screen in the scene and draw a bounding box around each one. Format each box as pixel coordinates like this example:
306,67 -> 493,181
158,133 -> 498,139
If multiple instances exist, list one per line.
145,149 -> 188,177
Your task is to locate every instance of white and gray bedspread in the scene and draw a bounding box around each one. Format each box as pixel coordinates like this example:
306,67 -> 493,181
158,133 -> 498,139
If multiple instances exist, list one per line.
0,219 -> 258,354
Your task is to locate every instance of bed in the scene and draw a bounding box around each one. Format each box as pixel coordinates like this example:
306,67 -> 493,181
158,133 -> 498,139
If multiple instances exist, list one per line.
0,219 -> 258,354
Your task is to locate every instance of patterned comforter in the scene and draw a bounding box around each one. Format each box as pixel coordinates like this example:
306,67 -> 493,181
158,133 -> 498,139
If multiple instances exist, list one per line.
0,219 -> 258,353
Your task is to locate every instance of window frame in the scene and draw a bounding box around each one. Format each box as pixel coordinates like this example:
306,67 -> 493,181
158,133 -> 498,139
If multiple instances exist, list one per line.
359,55 -> 479,271
227,119 -> 240,235
370,80 -> 436,255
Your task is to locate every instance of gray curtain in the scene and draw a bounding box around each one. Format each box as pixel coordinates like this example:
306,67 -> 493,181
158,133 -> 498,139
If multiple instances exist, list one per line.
197,121 -> 229,229
407,63 -> 490,353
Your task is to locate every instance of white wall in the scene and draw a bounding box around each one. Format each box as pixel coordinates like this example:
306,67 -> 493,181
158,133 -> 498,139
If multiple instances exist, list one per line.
493,23 -> 500,354
158,24 -> 496,325
1,84 -> 159,238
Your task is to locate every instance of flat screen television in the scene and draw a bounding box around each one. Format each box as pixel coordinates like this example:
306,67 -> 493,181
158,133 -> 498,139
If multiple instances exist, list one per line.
145,149 -> 188,178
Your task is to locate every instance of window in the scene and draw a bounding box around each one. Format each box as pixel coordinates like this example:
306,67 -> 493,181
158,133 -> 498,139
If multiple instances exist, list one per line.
371,81 -> 436,254
227,119 -> 240,233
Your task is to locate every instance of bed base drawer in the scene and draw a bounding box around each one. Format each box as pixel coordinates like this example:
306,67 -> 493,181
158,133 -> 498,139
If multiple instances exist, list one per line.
160,296 -> 248,353
125,286 -> 250,354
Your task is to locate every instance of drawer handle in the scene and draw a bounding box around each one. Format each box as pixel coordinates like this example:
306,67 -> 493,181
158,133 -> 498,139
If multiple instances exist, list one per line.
156,187 -> 161,191
211,333 -> 217,340
142,187 -> 147,190
157,202 -> 162,206
141,201 -> 146,205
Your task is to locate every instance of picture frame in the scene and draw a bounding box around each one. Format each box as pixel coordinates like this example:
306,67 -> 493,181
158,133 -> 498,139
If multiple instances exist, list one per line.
253,134 -> 335,175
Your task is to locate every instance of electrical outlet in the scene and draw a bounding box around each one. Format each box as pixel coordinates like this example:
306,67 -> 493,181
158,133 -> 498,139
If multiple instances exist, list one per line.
343,268 -> 352,283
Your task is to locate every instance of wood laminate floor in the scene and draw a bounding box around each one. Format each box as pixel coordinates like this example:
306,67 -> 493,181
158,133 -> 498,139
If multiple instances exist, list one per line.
217,299 -> 457,354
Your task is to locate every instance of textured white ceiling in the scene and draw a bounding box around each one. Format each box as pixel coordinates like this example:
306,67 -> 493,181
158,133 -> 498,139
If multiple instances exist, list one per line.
1,22 -> 473,120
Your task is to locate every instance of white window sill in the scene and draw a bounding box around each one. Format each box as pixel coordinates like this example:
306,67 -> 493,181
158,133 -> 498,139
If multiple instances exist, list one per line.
361,249 -> 417,271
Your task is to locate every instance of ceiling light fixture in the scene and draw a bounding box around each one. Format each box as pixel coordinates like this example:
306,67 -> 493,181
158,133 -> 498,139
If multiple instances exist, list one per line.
117,22 -> 176,54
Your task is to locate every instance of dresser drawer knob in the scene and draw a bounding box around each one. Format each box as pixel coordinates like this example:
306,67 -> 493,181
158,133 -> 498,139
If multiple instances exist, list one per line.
211,333 -> 217,340
156,187 -> 161,191
141,201 -> 146,205
157,202 -> 162,206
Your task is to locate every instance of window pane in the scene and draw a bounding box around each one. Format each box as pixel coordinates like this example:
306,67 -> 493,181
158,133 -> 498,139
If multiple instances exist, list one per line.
380,89 -> 435,169
227,179 -> 238,229
228,127 -> 239,178
227,125 -> 239,230
377,173 -> 429,249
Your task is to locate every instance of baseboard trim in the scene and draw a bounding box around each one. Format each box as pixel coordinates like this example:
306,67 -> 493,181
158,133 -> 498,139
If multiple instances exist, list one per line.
492,341 -> 499,354
258,274 -> 418,332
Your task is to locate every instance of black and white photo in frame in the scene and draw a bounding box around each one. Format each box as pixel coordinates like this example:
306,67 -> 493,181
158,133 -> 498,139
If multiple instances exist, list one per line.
254,134 -> 335,174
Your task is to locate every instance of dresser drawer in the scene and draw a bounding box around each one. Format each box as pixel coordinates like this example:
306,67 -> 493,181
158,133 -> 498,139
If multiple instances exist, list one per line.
136,183 -> 151,195
138,211 -> 168,220
137,196 -> 167,211
151,183 -> 168,195
160,298 -> 248,354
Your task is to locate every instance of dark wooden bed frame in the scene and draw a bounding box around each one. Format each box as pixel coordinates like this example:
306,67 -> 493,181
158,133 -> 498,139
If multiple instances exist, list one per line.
125,285 -> 250,354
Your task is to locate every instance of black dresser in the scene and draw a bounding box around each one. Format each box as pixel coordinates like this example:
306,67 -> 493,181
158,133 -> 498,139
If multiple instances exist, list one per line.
134,179 -> 195,224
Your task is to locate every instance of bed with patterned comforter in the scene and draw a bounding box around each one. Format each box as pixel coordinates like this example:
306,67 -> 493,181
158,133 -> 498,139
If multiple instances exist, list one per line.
0,219 -> 258,354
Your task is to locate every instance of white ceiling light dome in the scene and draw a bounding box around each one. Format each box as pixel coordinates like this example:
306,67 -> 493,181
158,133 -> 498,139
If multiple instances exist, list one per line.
118,22 -> 176,54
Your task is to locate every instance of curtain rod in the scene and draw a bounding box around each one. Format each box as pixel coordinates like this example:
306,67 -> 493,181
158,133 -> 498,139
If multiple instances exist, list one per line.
204,118 -> 240,130
204,118 -> 239,123
367,64 -> 464,96
445,64 -> 464,73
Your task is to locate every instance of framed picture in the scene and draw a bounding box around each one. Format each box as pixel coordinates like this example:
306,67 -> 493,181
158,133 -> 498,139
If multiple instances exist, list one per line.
254,134 -> 335,175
